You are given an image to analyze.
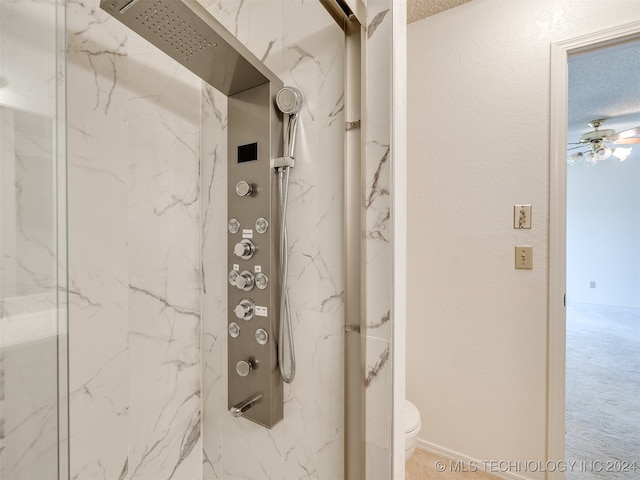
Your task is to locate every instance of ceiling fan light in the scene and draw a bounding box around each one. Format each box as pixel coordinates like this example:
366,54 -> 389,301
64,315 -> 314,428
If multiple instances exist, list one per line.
612,147 -> 632,161
567,152 -> 583,165
594,145 -> 612,160
584,152 -> 598,166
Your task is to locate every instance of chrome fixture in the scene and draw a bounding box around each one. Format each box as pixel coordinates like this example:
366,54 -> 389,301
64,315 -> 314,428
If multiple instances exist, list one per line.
235,359 -> 255,377
100,0 -> 278,96
255,273 -> 269,290
274,86 -> 304,384
230,393 -> 263,417
235,180 -> 253,197
234,299 -> 256,321
234,270 -> 255,292
276,86 -> 303,115
255,329 -> 269,345
228,322 -> 241,338
255,217 -> 269,234
228,218 -> 241,234
233,239 -> 256,260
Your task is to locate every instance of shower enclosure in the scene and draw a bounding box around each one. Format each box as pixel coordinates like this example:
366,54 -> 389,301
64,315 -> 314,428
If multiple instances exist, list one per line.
1,0 -> 404,478
0,0 -> 68,478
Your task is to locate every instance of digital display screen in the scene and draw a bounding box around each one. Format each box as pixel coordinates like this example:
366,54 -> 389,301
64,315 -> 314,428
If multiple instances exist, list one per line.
238,142 -> 258,163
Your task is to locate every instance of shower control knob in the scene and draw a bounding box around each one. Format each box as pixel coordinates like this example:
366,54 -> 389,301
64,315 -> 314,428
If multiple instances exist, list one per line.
234,298 -> 255,321
234,271 -> 255,291
228,270 -> 239,285
235,180 -> 253,197
233,239 -> 255,259
236,360 -> 253,377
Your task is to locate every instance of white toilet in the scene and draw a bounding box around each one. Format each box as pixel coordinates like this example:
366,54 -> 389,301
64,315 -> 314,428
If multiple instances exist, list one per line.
404,400 -> 421,460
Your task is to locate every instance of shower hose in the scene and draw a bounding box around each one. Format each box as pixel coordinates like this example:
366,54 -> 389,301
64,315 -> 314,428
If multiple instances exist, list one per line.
277,112 -> 298,384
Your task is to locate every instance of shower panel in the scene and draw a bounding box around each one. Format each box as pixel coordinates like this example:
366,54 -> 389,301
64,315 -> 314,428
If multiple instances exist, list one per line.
100,0 -> 285,428
226,82 -> 283,427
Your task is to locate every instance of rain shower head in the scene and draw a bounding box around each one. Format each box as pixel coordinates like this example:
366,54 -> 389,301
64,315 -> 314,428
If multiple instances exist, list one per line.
100,0 -> 282,95
276,87 -> 303,115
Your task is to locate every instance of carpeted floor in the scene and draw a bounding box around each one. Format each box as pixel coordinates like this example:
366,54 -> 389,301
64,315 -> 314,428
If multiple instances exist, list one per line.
565,303 -> 640,480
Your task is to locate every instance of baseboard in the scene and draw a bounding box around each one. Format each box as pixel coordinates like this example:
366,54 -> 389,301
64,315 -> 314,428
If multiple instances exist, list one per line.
416,439 -> 532,480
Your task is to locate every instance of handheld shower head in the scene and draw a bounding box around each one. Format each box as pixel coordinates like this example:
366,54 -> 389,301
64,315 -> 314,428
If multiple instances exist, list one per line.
276,87 -> 303,115
276,87 -> 303,158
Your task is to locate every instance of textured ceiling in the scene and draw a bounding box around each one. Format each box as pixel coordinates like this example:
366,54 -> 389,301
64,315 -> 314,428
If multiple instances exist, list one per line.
407,0 -> 472,24
568,38 -> 640,159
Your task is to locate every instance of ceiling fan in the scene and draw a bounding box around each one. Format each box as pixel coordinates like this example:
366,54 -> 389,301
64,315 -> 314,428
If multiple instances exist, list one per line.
567,118 -> 640,166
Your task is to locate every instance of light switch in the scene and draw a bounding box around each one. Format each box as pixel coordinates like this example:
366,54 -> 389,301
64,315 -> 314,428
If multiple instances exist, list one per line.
514,204 -> 532,229
515,246 -> 533,269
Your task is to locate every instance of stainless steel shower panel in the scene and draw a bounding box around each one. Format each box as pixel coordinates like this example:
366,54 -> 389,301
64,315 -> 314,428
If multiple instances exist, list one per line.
227,82 -> 283,428
101,0 -> 286,428
99,0 -> 280,95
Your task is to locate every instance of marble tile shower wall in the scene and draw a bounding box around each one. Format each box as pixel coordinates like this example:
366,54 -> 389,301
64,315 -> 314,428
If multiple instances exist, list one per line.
1,111 -> 57,478
1,111 -> 57,479
1,310 -> 58,479
67,3 -> 202,479
1,1 -> 66,477
200,1 -> 346,478
67,0 -> 345,479
1,110 -> 56,299
363,0 -> 394,477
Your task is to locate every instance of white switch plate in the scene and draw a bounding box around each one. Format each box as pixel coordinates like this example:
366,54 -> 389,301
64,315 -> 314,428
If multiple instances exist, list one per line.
515,245 -> 533,269
514,204 -> 532,229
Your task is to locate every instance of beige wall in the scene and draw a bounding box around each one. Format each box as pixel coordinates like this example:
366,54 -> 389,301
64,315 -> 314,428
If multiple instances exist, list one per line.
407,0 -> 640,476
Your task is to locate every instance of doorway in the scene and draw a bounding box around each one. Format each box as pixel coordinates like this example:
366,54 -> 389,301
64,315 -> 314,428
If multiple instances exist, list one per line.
566,40 -> 640,475
549,21 -> 640,480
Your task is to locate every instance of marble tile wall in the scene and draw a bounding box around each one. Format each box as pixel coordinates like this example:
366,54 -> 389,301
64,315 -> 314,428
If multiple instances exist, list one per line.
67,1 -> 347,479
363,0 -> 394,478
200,0 -> 346,478
0,349 -> 3,464
67,2 -> 202,479
0,297 -> 58,479
66,1 -> 396,478
1,1 -> 66,477
1,109 -> 56,299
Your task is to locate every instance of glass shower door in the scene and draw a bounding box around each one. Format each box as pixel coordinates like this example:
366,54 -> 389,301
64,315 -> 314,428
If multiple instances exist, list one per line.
0,0 -> 68,478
